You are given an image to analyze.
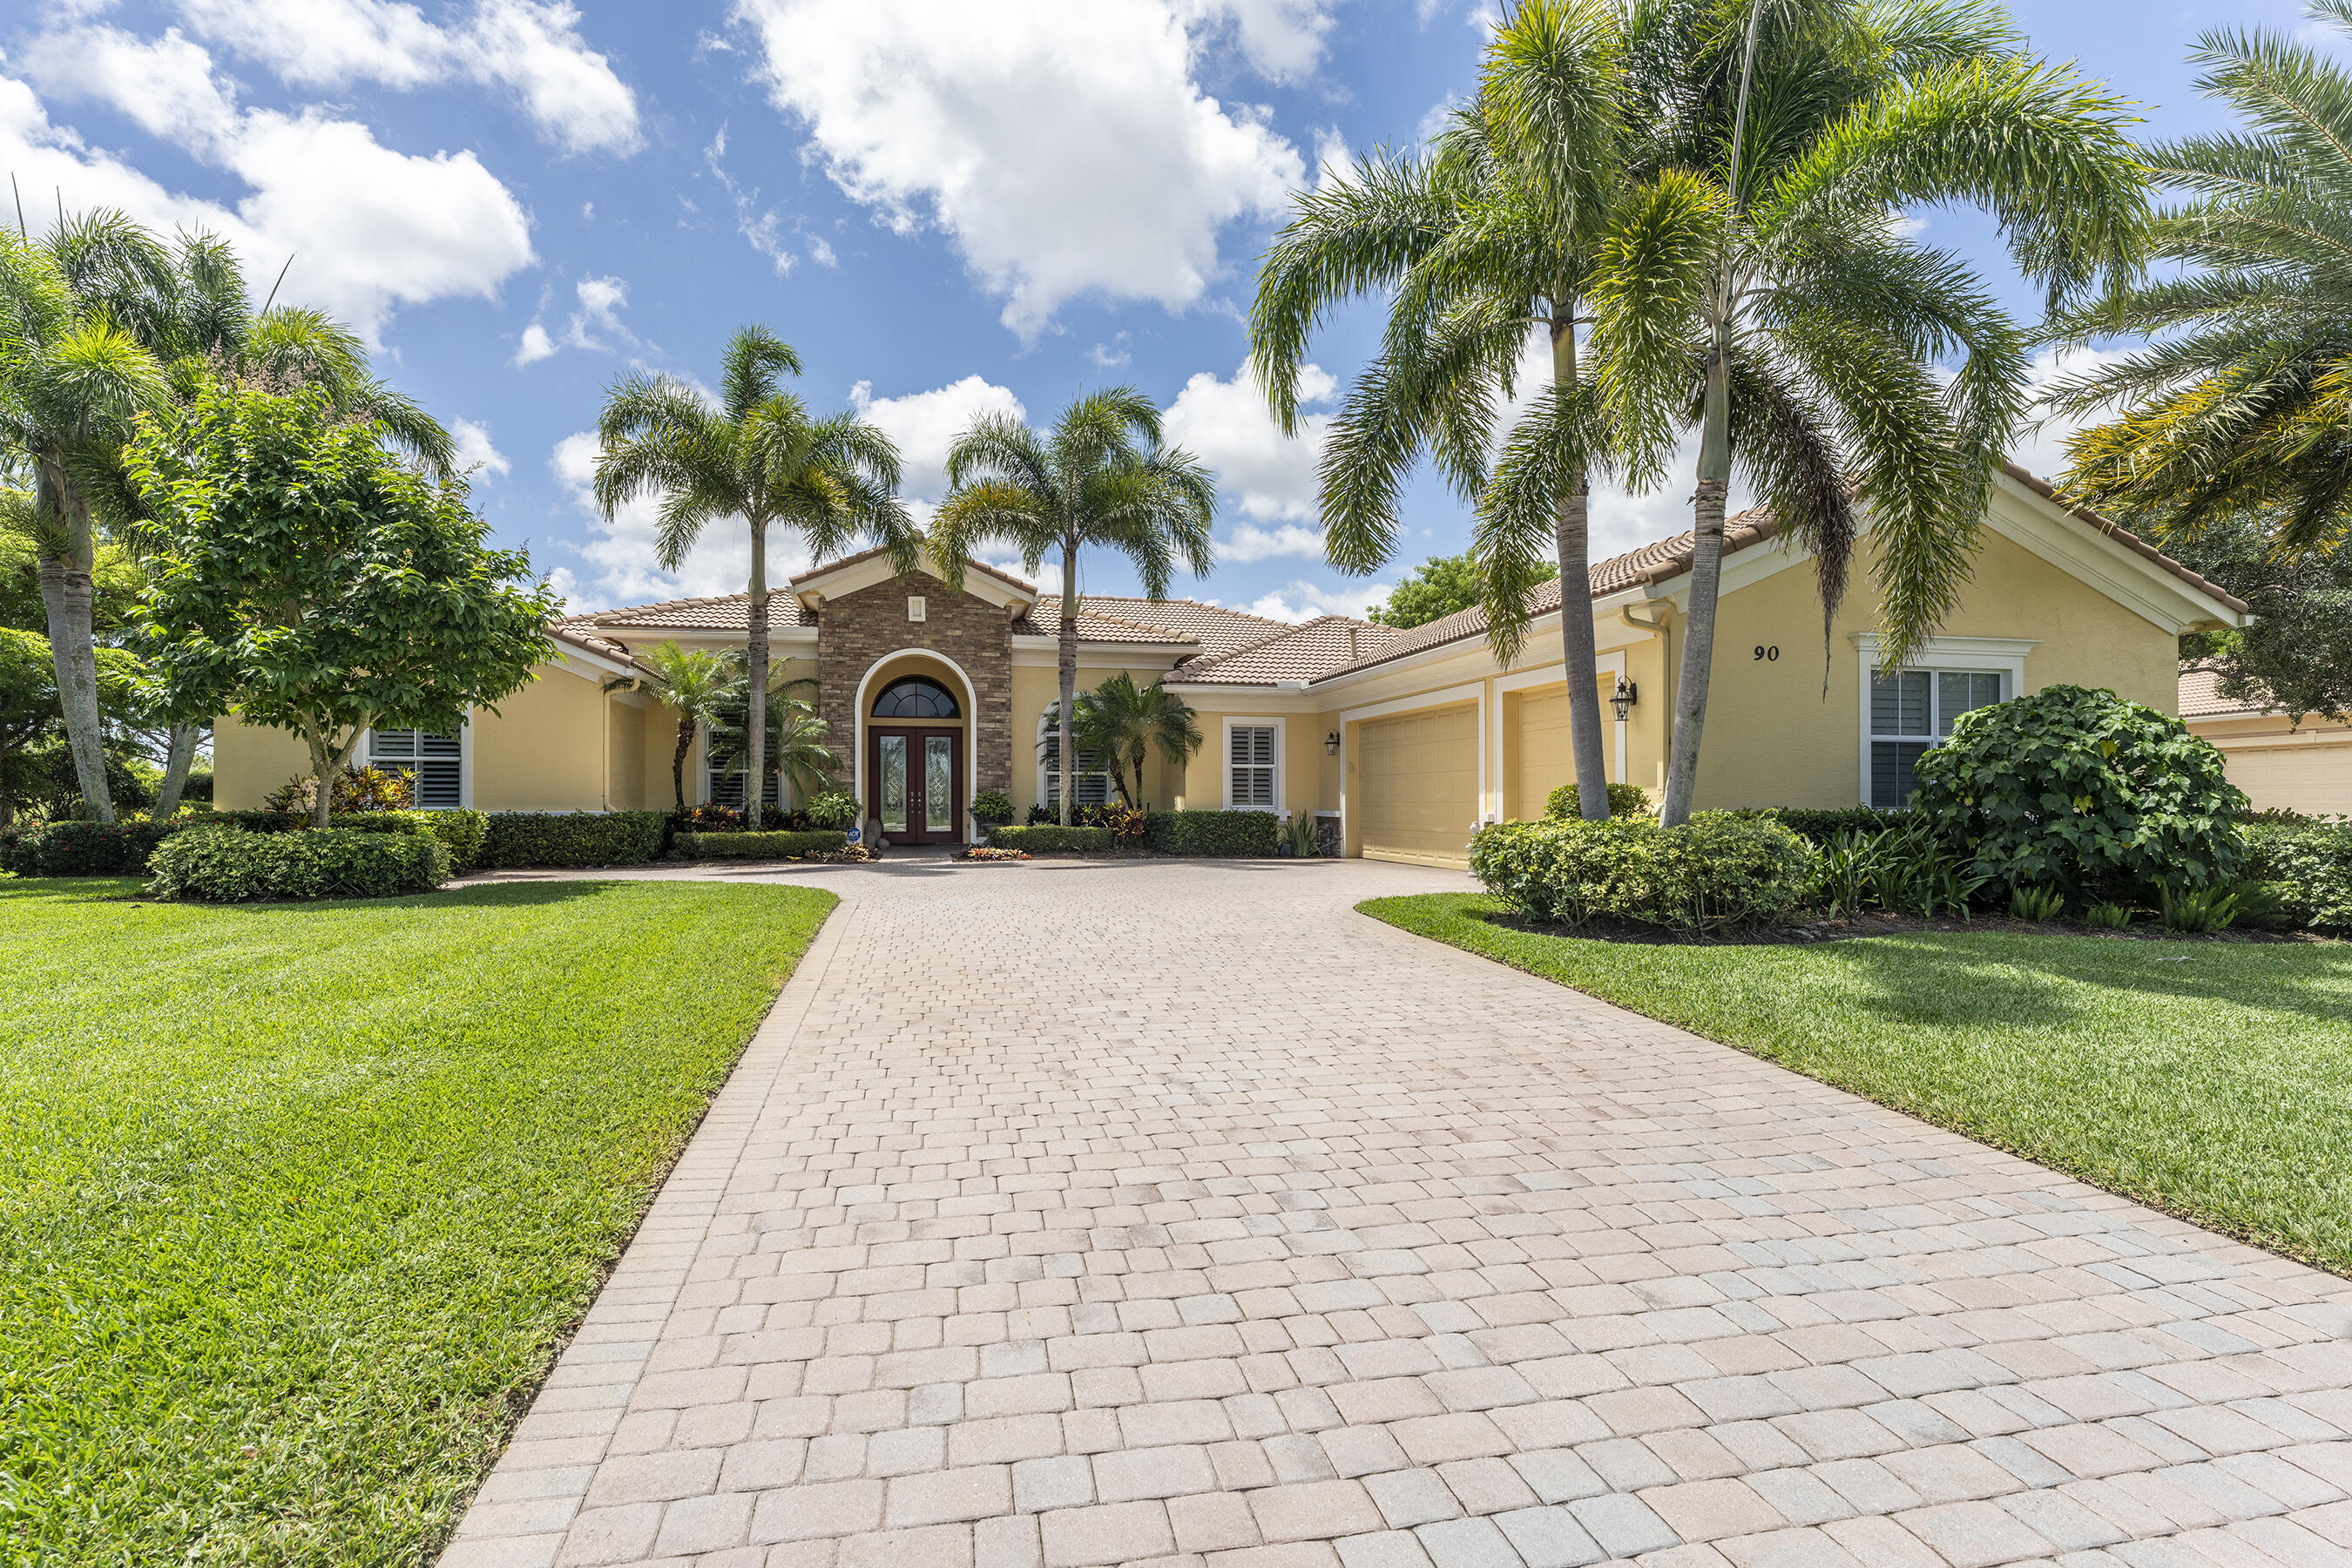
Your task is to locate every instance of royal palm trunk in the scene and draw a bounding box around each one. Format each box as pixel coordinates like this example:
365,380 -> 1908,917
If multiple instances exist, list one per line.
35,466 -> 113,824
1058,543 -> 1078,828
744,521 -> 769,832
1550,313 -> 1611,821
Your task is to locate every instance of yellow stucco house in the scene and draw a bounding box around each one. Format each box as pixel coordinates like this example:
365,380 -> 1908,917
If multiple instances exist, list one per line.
213,463 -> 2249,868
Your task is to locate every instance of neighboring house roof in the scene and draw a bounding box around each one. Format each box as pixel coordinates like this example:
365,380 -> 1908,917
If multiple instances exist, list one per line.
1030,595 -> 1293,657
564,593 -> 814,632
1171,616 -> 1407,686
2180,666 -> 2274,720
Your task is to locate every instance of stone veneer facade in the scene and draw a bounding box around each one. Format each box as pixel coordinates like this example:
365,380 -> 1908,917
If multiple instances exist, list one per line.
814,570 -> 1014,795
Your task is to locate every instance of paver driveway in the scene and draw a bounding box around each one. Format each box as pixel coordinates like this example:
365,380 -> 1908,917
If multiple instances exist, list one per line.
443,856 -> 2352,1568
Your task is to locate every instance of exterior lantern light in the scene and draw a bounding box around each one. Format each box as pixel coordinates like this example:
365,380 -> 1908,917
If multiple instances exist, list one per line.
1324,729 -> 1340,755
1609,676 -> 1638,724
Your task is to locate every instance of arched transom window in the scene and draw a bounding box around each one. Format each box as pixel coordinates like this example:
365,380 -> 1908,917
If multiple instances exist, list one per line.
871,675 -> 960,719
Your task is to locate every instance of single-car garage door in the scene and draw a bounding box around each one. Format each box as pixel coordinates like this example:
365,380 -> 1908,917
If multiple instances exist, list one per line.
2224,740 -> 2352,816
1356,703 -> 1479,868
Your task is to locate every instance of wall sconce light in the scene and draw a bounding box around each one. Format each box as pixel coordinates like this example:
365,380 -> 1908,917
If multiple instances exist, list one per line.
1324,729 -> 1341,755
1609,676 -> 1638,724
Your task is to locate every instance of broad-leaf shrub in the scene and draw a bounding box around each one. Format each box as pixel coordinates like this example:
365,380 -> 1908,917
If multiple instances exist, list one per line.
1544,782 -> 1655,820
804,791 -> 859,831
5,819 -> 186,875
672,830 -> 847,859
479,811 -> 666,868
334,808 -> 488,870
147,826 -> 448,901
987,825 -> 1114,853
1143,809 -> 1281,855
1753,806 -> 1916,845
970,790 -> 1015,826
1471,813 -> 1813,931
2242,818 -> 2352,929
1911,685 -> 2246,896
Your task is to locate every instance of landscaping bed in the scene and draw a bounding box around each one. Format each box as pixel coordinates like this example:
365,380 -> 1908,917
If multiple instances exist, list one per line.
0,876 -> 834,1565
1363,890 -> 2352,1279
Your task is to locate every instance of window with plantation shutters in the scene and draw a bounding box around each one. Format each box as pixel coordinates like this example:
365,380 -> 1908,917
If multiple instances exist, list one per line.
1869,668 -> 2004,808
1044,748 -> 1113,810
1229,725 -> 1276,809
367,727 -> 463,808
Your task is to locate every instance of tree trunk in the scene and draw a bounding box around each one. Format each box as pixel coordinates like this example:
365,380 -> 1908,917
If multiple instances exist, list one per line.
35,466 -> 112,824
303,725 -> 339,832
744,520 -> 770,832
152,723 -> 199,819
1661,334 -> 1734,828
1550,312 -> 1611,822
1058,543 -> 1078,828
673,718 -> 694,812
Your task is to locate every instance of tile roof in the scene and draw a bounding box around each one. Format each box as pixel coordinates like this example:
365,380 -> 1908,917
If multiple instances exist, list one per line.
547,621 -> 644,666
1030,595 -> 1291,657
1169,616 -> 1405,685
565,593 -> 813,632
2180,666 -> 2265,719
1011,604 -> 1200,645
788,544 -> 1038,597
1998,463 -> 2250,616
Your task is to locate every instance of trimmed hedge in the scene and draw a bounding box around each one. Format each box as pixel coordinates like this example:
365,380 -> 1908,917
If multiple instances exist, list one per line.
1752,805 -> 1916,845
147,826 -> 449,902
208,809 -> 308,835
3,819 -> 185,875
1545,781 -> 1655,821
988,824 -> 1114,854
1142,809 -> 1280,856
1470,811 -> 1814,931
2244,818 -> 2352,930
480,811 -> 666,868
335,808 -> 489,870
672,829 -> 848,860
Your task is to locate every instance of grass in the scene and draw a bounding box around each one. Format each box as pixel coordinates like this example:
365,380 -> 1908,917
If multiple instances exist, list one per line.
0,876 -> 835,1566
1362,892 -> 2352,1280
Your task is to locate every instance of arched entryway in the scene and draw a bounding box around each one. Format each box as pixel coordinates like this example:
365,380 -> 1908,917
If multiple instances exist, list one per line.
854,652 -> 977,845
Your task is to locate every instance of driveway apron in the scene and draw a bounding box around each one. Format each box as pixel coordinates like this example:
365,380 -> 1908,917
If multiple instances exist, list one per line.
441,857 -> 2352,1568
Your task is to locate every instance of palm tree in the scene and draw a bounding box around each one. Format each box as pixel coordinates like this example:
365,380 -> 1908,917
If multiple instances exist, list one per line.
1253,0 -> 1628,819
0,213 -> 451,821
2048,2 -> 2352,552
601,642 -> 743,811
1041,672 -> 1204,808
931,389 -> 1215,826
594,326 -> 919,830
717,685 -> 840,812
1588,0 -> 2147,824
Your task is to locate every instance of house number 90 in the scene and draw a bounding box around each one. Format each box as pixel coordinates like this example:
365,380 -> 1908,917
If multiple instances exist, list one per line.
1753,645 -> 1780,661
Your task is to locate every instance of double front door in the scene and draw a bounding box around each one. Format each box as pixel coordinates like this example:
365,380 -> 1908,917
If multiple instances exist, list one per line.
869,727 -> 963,844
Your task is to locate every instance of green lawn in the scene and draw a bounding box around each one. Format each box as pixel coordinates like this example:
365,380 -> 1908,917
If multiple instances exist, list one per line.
1363,892 -> 2352,1279
0,876 -> 834,1566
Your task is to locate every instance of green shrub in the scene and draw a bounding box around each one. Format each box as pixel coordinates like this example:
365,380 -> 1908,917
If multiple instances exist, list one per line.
988,824 -> 1114,854
2085,901 -> 2135,929
147,826 -> 448,902
6,819 -> 186,875
180,767 -> 213,802
208,809 -> 307,835
479,811 -> 666,868
2243,819 -> 2352,929
1759,805 -> 1916,845
970,789 -> 1015,826
1470,812 -> 1814,932
1544,781 -> 1655,820
1808,821 -> 1986,916
1912,684 -> 2246,897
2160,883 -> 2239,933
672,829 -> 848,859
2011,883 -> 2067,921
1143,809 -> 1280,855
2230,879 -> 2301,932
804,790 -> 859,831
334,808 -> 489,871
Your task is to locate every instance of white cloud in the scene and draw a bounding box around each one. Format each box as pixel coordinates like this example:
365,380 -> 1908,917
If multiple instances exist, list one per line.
451,417 -> 510,481
549,431 -> 813,610
1175,0 -> 1338,81
2015,343 -> 2137,487
1243,578 -> 1392,623
0,60 -> 533,341
1089,332 -> 1134,369
172,0 -> 640,155
848,375 -> 1027,503
1164,360 -> 1336,533
19,26 -> 239,147
705,125 -> 826,276
731,0 -> 1312,337
514,274 -> 639,366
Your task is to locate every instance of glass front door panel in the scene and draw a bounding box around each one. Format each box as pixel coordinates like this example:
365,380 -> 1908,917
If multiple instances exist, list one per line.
925,735 -> 953,831
880,735 -> 908,833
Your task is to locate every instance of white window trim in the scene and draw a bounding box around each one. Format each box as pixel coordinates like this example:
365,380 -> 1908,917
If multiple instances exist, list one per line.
1222,716 -> 1284,814
1850,634 -> 2036,806
364,715 -> 472,809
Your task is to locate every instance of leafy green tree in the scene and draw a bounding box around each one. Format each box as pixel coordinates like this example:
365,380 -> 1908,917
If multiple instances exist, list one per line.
2051,3 -> 2352,551
124,384 -> 558,830
0,627 -> 58,827
601,643 -> 745,811
932,389 -> 1215,826
1040,673 -> 1204,808
1369,551 -> 1557,630
1254,0 -> 1627,819
2165,517 -> 2352,722
1587,0 -> 2146,823
593,326 -> 917,829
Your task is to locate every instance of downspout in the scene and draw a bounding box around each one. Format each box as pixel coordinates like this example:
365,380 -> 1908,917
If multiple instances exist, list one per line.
1620,599 -> 1674,794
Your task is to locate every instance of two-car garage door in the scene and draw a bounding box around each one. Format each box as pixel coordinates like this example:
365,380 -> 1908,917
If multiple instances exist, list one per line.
1355,703 -> 1479,868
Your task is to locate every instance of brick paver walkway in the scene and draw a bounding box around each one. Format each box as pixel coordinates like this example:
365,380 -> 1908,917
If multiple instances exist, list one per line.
442,856 -> 2352,1568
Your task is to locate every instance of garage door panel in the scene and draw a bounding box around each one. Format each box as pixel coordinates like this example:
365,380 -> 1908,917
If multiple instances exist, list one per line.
2226,744 -> 2352,816
1358,703 -> 1479,868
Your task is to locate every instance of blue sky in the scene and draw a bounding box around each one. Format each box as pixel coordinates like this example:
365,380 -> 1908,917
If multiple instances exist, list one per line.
0,0 -> 2318,618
